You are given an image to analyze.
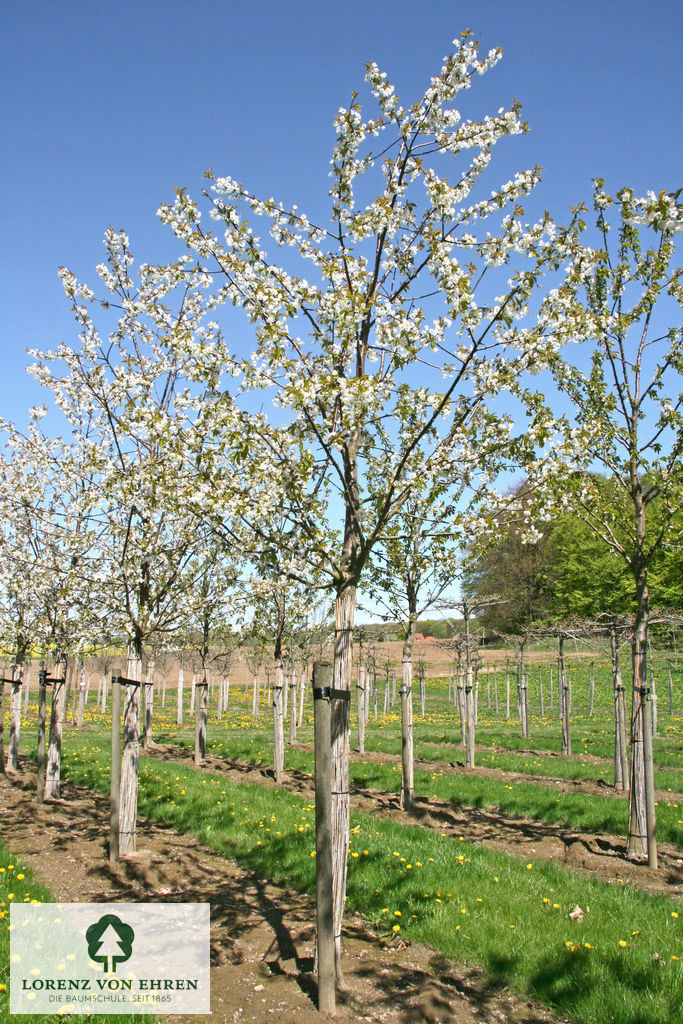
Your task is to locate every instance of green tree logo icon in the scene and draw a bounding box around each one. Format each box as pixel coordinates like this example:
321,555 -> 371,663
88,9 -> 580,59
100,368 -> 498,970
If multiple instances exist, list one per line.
86,914 -> 135,973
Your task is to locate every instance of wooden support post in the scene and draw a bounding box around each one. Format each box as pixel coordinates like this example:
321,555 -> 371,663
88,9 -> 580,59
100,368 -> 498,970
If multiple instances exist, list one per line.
110,676 -> 121,863
195,680 -> 208,765
642,683 -> 658,871
313,662 -> 336,1016
36,671 -> 51,804
0,677 -> 5,774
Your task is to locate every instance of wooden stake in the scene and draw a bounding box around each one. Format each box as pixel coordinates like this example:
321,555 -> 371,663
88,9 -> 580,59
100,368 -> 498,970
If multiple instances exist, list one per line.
313,662 -> 336,1016
36,671 -> 50,803
110,677 -> 121,863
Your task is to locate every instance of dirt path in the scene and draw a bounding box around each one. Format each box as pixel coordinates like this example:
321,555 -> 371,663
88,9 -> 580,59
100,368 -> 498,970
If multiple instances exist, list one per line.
1,762 -> 564,1024
147,743 -> 683,897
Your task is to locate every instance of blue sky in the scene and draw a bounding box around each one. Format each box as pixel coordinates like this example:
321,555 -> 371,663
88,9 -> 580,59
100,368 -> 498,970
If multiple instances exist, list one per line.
1,0 -> 681,428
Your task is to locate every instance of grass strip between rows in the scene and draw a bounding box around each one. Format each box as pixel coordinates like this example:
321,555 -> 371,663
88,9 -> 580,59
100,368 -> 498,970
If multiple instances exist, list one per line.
155,730 -> 683,847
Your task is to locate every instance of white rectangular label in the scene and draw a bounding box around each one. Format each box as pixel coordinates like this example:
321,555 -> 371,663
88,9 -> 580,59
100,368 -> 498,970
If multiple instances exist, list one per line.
10,903 -> 210,1014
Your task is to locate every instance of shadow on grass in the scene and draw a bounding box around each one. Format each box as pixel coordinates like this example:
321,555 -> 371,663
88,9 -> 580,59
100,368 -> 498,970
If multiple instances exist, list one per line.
527,947 -> 680,1024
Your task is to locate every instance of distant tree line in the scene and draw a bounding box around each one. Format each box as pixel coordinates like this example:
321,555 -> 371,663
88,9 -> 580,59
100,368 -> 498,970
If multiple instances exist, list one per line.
463,477 -> 683,634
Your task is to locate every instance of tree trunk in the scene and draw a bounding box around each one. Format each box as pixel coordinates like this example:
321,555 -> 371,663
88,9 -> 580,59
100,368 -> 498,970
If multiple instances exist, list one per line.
273,658 -> 285,783
190,673 -> 196,714
36,672 -> 48,803
356,664 -> 365,753
119,647 -> 142,856
611,628 -> 628,792
668,662 -> 674,717
143,660 -> 155,749
519,647 -> 528,740
458,671 -> 466,746
101,674 -> 108,713
6,666 -> 23,771
473,671 -> 479,726
76,666 -> 86,729
71,668 -> 79,724
298,667 -> 306,728
44,664 -> 67,799
176,666 -> 184,725
330,583 -> 354,982
559,637 -> 571,757
64,665 -> 73,725
289,674 -> 297,743
283,668 -> 289,721
568,670 -> 572,717
494,666 -> 499,715
589,662 -> 595,717
650,660 -> 658,737
628,583 -> 657,867
400,626 -> 416,814
505,666 -> 510,720
252,665 -> 260,719
195,675 -> 208,765
0,677 -> 5,774
539,666 -> 544,717
465,639 -> 475,768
